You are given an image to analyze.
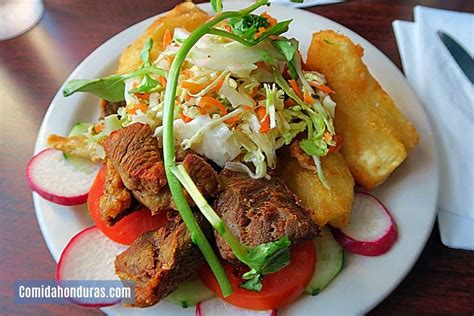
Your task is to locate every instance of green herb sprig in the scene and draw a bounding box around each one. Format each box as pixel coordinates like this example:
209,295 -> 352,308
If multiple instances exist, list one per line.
63,38 -> 166,102
162,0 -> 295,295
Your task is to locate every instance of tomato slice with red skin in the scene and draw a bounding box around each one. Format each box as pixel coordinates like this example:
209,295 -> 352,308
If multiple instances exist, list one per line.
87,165 -> 168,245
198,240 -> 316,311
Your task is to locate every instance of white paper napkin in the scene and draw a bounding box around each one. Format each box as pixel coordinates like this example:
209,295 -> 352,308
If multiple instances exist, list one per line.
393,6 -> 474,250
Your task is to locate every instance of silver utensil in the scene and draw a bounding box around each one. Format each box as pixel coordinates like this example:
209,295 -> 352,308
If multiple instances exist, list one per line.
437,30 -> 474,84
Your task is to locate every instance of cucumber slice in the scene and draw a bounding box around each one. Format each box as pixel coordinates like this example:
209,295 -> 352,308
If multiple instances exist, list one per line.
165,276 -> 215,308
305,227 -> 345,296
63,123 -> 96,170
69,122 -> 92,137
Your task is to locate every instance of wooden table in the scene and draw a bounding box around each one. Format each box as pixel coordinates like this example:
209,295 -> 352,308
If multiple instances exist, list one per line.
1,0 -> 473,315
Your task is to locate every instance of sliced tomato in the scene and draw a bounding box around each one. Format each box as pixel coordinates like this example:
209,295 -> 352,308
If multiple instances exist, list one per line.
87,165 -> 167,245
198,240 -> 316,311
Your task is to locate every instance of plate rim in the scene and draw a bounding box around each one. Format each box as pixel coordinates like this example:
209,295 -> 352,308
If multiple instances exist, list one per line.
32,2 -> 440,315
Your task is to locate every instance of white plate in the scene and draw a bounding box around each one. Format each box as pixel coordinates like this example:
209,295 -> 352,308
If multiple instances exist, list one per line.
33,2 -> 439,315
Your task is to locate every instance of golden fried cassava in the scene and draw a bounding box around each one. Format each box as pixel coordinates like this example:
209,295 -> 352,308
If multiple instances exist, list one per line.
306,30 -> 419,189
278,142 -> 354,228
117,3 -> 209,74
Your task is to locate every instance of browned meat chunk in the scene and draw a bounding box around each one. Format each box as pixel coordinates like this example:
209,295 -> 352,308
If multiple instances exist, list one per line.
214,170 -> 320,262
100,99 -> 126,118
103,123 -> 219,215
115,213 -> 209,307
182,153 -> 220,199
99,159 -> 133,225
103,123 -> 171,214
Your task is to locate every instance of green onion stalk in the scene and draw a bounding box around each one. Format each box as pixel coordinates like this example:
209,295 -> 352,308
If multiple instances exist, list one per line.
162,0 -> 292,295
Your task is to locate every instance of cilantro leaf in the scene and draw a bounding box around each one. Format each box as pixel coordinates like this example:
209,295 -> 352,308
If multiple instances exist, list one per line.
240,236 -> 291,292
63,67 -> 166,102
63,75 -> 126,102
229,14 -> 270,41
273,38 -> 299,79
128,74 -> 160,94
259,49 -> 278,65
240,274 -> 263,291
255,20 -> 292,43
272,39 -> 298,62
63,39 -> 166,101
140,38 -> 154,68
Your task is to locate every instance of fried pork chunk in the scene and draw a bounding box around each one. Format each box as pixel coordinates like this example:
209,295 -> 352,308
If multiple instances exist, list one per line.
102,123 -> 170,214
99,159 -> 133,225
306,30 -> 419,189
115,213 -> 210,307
214,170 -> 320,262
102,123 -> 219,215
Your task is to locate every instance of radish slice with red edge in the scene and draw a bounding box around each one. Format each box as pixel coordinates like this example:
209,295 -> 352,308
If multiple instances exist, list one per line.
330,192 -> 398,256
56,226 -> 128,307
26,148 -> 101,205
196,299 -> 276,316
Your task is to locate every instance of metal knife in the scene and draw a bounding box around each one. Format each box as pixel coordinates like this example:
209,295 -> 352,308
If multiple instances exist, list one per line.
437,30 -> 474,84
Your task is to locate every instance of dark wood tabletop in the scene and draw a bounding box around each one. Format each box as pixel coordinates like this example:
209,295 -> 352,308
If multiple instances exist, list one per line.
1,0 -> 473,315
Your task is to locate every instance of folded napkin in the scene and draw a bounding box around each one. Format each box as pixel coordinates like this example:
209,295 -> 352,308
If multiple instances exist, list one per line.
393,6 -> 474,250
224,0 -> 344,9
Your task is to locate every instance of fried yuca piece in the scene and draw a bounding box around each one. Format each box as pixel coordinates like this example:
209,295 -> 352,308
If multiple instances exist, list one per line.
306,30 -> 419,189
278,142 -> 354,228
116,2 -> 209,74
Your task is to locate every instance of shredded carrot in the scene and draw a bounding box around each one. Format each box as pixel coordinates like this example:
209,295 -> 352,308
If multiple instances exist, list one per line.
309,81 -> 335,94
198,96 -> 228,116
213,78 -> 225,92
127,103 -> 148,115
162,29 -> 172,49
249,87 -> 258,98
182,81 -> 207,94
135,93 -> 150,101
159,76 -> 167,88
243,105 -> 253,111
304,92 -> 314,104
328,134 -> 344,154
224,114 -> 240,125
284,98 -> 296,108
288,79 -> 304,100
317,84 -> 336,94
261,12 -> 277,27
254,27 -> 267,39
185,94 -> 192,102
253,13 -> 277,40
179,108 -> 193,123
224,24 -> 232,32
94,123 -> 104,134
182,77 -> 224,95
182,69 -> 193,78
256,107 -> 270,133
